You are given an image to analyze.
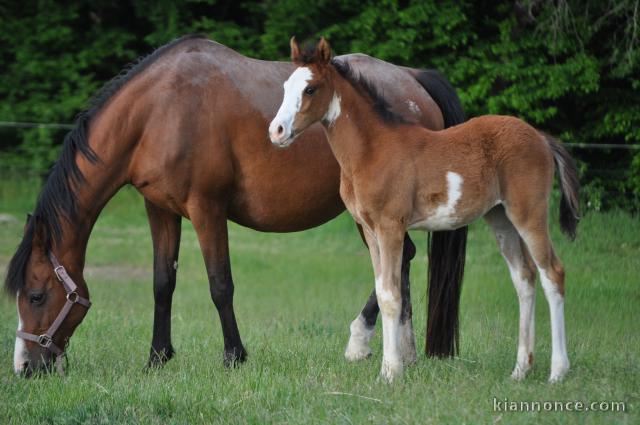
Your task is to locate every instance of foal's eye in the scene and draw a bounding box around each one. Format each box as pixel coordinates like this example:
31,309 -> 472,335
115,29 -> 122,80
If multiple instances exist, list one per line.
29,293 -> 45,305
304,86 -> 316,96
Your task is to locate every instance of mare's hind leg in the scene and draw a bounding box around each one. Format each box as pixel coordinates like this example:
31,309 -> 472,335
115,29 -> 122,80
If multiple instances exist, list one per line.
345,228 -> 416,364
145,200 -> 181,367
190,202 -> 247,367
506,204 -> 569,382
485,206 -> 537,380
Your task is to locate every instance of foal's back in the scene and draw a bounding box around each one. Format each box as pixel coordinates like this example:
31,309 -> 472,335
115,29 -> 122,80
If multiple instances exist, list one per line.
397,115 -> 556,227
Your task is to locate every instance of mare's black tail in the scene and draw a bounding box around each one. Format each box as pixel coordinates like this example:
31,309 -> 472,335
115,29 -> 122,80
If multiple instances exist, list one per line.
413,69 -> 467,357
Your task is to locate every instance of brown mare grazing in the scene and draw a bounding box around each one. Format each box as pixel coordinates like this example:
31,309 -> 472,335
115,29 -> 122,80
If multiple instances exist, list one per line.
6,35 -> 468,375
270,38 -> 580,383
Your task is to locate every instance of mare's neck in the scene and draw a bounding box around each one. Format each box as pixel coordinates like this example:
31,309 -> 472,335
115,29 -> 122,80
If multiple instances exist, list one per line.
320,73 -> 392,176
52,122 -> 134,274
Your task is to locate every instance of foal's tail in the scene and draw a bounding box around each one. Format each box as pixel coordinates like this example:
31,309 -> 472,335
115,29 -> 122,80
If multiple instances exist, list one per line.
545,134 -> 581,239
413,69 -> 467,358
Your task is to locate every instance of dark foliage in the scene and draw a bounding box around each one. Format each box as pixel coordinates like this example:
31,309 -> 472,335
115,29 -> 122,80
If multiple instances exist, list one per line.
0,0 -> 638,210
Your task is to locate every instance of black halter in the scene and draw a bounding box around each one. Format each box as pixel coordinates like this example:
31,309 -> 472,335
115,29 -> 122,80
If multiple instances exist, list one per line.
16,252 -> 91,372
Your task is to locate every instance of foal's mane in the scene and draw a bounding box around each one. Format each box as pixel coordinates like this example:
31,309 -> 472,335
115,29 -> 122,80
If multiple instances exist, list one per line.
4,34 -> 205,296
295,44 -> 407,125
330,59 -> 408,125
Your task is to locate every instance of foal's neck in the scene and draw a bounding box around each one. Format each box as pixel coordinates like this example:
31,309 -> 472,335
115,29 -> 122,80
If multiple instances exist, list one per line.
320,72 -> 397,175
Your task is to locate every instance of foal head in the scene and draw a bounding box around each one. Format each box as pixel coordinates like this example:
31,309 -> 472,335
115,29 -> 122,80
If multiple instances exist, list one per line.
7,216 -> 90,376
269,37 -> 339,147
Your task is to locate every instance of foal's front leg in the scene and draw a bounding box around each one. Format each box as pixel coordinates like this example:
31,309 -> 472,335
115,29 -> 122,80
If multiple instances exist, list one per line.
374,226 -> 406,382
345,231 -> 416,363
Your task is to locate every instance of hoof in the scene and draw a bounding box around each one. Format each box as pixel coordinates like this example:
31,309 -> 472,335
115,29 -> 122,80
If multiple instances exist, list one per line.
223,346 -> 248,368
379,360 -> 403,383
344,345 -> 371,362
399,322 -> 417,365
548,358 -> 570,383
344,343 -> 372,362
402,348 -> 417,365
345,315 -> 375,362
510,364 -> 530,381
147,345 -> 175,369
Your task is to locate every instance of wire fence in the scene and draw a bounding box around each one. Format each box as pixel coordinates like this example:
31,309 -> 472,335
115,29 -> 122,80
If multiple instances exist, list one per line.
1,120 -> 639,150
1,120 -> 636,205
0,121 -> 75,130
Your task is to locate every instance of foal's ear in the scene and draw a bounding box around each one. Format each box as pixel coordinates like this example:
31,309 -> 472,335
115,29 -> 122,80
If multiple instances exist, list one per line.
290,36 -> 301,63
315,37 -> 332,64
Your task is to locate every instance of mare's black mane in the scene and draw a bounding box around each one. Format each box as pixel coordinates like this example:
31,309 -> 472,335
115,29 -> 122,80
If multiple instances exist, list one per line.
4,34 -> 205,296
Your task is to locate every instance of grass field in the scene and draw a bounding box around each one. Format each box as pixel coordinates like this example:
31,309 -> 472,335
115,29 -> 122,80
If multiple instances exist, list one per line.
0,177 -> 638,424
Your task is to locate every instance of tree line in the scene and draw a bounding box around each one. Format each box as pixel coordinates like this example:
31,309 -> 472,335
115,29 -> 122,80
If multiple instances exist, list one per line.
1,0 -> 638,211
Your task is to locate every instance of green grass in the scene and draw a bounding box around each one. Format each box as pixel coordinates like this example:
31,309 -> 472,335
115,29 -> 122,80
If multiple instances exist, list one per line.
0,177 -> 638,424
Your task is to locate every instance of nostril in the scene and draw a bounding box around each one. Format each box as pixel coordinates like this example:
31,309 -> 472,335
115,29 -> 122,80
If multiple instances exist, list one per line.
277,125 -> 284,135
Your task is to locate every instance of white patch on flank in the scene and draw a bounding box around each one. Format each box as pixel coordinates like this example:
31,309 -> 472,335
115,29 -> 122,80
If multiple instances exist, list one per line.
538,268 -> 569,382
323,92 -> 341,125
344,313 -> 375,361
269,67 -> 313,144
410,171 -> 464,231
14,296 -> 28,374
405,99 -> 421,114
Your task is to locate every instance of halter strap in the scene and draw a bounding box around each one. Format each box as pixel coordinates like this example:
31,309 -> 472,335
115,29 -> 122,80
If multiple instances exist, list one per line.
16,252 -> 91,368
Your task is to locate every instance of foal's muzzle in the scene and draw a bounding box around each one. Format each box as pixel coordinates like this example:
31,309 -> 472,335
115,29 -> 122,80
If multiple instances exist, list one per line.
268,118 -> 296,147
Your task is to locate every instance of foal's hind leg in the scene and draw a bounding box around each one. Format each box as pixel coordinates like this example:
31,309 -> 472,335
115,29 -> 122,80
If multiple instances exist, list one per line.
345,227 -> 416,363
145,200 -> 181,367
507,205 -> 569,382
485,206 -> 537,380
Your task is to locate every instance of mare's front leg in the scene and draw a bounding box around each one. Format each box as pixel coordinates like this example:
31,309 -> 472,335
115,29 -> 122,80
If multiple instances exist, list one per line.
146,200 -> 181,367
191,202 -> 247,367
345,228 -> 416,363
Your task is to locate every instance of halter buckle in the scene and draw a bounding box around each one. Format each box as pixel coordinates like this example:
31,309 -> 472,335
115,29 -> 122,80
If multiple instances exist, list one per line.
66,292 -> 78,303
38,334 -> 53,348
53,265 -> 65,282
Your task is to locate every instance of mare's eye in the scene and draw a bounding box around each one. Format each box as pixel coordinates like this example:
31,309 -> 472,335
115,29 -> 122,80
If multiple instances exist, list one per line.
304,86 -> 316,96
29,293 -> 45,305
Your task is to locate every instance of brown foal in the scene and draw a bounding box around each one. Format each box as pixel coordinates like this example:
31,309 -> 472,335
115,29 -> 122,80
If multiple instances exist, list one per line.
270,37 -> 580,382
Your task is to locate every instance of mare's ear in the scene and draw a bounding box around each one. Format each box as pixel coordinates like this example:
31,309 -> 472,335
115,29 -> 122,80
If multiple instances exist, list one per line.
316,37 -> 332,64
30,217 -> 47,252
290,36 -> 302,63
24,213 -> 34,234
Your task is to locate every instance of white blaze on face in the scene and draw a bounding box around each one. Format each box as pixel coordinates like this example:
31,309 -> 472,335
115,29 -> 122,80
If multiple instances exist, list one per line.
269,67 -> 314,146
14,295 -> 28,373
